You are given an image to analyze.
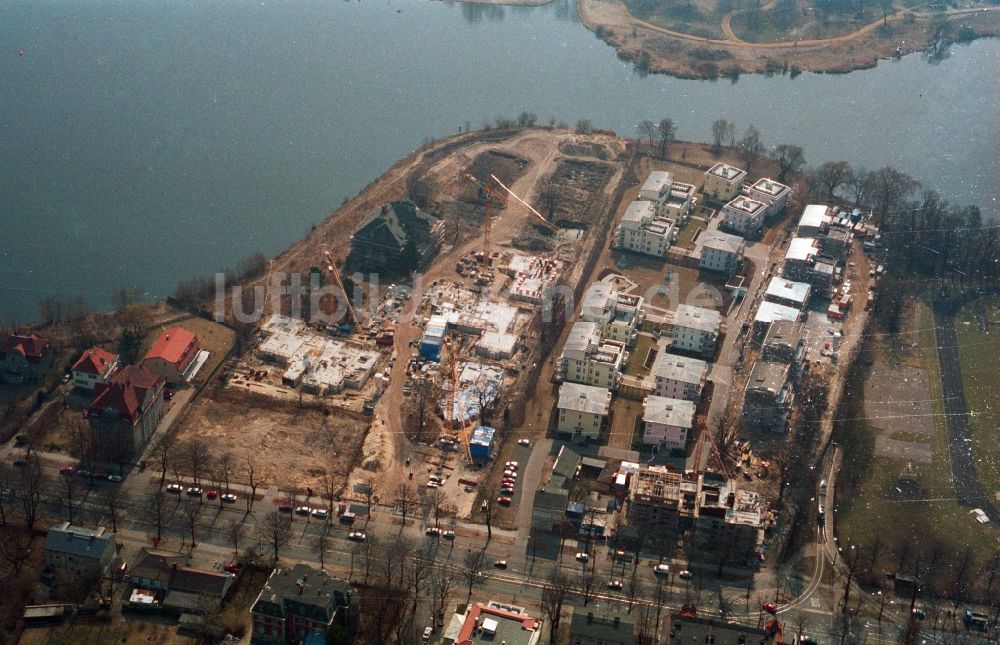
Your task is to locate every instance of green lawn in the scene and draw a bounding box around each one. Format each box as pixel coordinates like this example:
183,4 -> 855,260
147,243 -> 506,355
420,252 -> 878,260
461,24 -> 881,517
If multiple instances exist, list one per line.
954,296 -> 1000,498
834,301 -> 996,576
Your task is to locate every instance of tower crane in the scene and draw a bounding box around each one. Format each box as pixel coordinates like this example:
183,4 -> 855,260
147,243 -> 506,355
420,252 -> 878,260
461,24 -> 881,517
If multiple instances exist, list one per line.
463,173 -> 507,265
488,174 -> 559,233
323,251 -> 365,339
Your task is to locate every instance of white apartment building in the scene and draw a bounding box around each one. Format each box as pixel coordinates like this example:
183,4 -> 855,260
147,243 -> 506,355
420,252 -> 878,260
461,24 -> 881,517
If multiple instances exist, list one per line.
637,171 -> 695,222
642,395 -> 697,448
639,170 -> 674,202
797,204 -> 832,237
703,163 -> 747,202
721,195 -> 768,237
745,177 -> 792,218
558,321 -> 627,391
782,237 -> 821,283
699,230 -> 746,276
764,276 -> 812,311
649,350 -> 708,402
557,382 -> 612,441
671,304 -> 721,358
614,200 -> 675,258
580,282 -> 644,346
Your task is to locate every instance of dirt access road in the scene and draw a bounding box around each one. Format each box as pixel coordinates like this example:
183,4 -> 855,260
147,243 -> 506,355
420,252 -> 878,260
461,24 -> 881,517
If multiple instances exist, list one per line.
362,129 -> 627,496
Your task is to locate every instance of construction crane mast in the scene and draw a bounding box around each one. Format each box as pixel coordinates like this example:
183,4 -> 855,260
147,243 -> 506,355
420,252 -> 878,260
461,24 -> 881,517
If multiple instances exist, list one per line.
324,251 -> 364,338
463,173 -> 507,264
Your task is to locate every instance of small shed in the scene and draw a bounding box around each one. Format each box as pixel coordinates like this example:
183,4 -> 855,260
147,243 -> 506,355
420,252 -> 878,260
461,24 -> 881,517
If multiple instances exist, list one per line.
469,426 -> 496,462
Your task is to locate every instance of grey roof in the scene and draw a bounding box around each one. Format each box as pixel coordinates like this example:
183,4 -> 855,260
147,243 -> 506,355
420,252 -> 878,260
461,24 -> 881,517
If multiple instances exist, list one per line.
754,301 -> 800,325
534,487 -> 570,511
44,522 -> 113,559
799,204 -> 832,231
763,320 -> 805,348
581,282 -> 614,314
701,230 -> 745,255
558,382 -> 611,416
552,445 -> 582,481
669,613 -> 777,645
621,200 -> 657,227
707,163 -> 747,182
765,277 -> 811,305
564,321 -> 601,355
640,171 -> 673,196
643,396 -> 696,428
251,564 -> 352,623
650,351 -> 708,386
570,608 -> 636,643
746,361 -> 789,395
673,304 -> 721,334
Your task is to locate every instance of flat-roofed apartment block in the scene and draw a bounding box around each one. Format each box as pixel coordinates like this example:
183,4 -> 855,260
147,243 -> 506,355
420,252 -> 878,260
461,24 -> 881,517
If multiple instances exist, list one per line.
649,348 -> 708,401
744,177 -> 792,219
781,237 -> 821,282
557,382 -> 612,441
642,395 -> 696,449
742,360 -> 793,432
557,321 -> 627,390
637,170 -> 695,222
721,195 -> 768,237
703,163 -> 747,202
580,282 -> 644,346
699,229 -> 746,276
626,465 -> 693,537
820,227 -> 852,261
797,204 -> 832,237
761,320 -> 808,381
686,472 -> 765,568
764,276 -> 811,311
614,200 -> 675,258
671,304 -> 722,358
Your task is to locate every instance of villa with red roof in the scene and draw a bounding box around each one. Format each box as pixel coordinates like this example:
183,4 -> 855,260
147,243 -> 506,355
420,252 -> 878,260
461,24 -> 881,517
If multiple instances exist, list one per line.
445,600 -> 541,645
142,327 -> 200,384
71,346 -> 120,391
86,364 -> 165,465
0,332 -> 53,383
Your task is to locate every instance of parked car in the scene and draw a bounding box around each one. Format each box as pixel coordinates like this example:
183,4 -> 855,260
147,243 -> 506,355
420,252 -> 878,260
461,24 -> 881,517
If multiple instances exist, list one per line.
505,461 -> 519,469
12,459 -> 27,468
186,487 -> 203,496
164,389 -> 174,401
762,602 -> 778,615
294,506 -> 311,516
167,483 -> 183,493
442,530 -> 455,539
426,527 -> 442,537
426,481 -> 440,489
76,468 -> 91,478
421,626 -> 433,643
59,466 -> 75,475
312,508 -> 329,520
278,502 -> 293,512
223,563 -> 241,574
221,493 -> 238,503
503,470 -> 517,478
499,487 -> 514,496
494,560 -> 507,569
654,564 -> 670,575
206,489 -> 218,499
607,580 -> 624,590
679,570 -> 693,580
517,439 -> 530,446
912,608 -> 926,621
61,372 -> 72,384
107,474 -> 123,483
575,552 -> 590,562
348,531 -> 366,541
497,496 -> 512,505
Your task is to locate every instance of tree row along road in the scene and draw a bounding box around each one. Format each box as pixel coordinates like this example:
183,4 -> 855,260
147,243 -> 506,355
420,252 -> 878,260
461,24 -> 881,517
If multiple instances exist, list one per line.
582,0 -> 999,50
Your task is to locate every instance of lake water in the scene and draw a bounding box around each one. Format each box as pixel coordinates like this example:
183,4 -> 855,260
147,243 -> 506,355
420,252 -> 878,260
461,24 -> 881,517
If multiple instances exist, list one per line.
1,0 -> 997,322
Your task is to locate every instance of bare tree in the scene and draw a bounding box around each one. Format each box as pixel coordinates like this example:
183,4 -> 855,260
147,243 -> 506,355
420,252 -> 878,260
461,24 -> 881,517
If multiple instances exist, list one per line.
360,533 -> 380,585
536,181 -> 565,224
657,118 -> 677,158
57,469 -> 86,525
97,485 -> 125,531
462,548 -> 487,602
431,563 -> 458,623
226,519 -> 244,558
482,494 -> 496,541
245,458 -> 261,513
637,120 -> 658,149
16,458 -> 47,531
0,465 -> 11,526
217,452 -> 235,500
183,501 -> 200,548
258,510 -> 292,562
396,483 -> 416,526
711,118 -> 731,152
738,125 -> 764,173
770,144 -> 806,181
179,438 -> 212,487
815,161 -> 854,199
405,377 -> 440,442
153,438 -> 173,491
360,475 -> 379,526
150,490 -> 167,542
315,527 -> 329,570
578,555 -> 599,607
428,488 -> 451,529
321,468 -> 339,516
540,569 -> 573,643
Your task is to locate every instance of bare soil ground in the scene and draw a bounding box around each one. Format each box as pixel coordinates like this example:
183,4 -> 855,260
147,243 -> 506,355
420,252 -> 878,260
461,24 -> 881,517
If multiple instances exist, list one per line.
171,387 -> 368,492
579,0 -> 1000,78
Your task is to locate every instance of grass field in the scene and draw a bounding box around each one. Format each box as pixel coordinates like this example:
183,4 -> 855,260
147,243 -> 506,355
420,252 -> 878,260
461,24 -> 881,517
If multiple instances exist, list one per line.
834,300 -> 997,579
954,296 -> 1000,499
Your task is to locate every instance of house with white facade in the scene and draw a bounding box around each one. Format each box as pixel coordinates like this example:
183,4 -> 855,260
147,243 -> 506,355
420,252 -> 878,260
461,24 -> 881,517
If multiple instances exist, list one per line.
642,395 -> 696,449
580,282 -> 644,346
614,200 -> 675,258
782,237 -> 821,283
764,276 -> 811,311
745,177 -> 792,218
671,304 -> 722,358
557,382 -> 612,441
703,163 -> 747,202
639,171 -> 674,202
649,349 -> 708,402
721,196 -> 768,237
45,522 -> 117,578
637,171 -> 695,222
71,346 -> 119,392
699,230 -> 746,276
558,321 -> 627,391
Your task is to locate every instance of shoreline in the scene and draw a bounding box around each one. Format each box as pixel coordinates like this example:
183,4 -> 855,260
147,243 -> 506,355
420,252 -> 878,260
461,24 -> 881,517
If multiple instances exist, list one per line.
575,0 -> 1000,80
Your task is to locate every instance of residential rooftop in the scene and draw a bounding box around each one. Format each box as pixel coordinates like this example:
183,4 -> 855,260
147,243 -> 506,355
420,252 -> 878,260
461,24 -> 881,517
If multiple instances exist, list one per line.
749,177 -> 791,198
764,277 -> 811,305
746,361 -> 789,395
701,229 -> 746,255
707,162 -> 747,182
640,170 -> 673,197
726,196 -> 767,215
643,395 -> 696,428
650,351 -> 708,386
558,382 -> 612,416
785,237 -> 821,262
673,304 -> 722,334
798,204 -> 832,231
754,301 -> 800,325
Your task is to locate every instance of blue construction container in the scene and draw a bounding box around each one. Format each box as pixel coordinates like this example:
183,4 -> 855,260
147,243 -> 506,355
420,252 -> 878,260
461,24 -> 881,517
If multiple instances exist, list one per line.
420,335 -> 442,360
469,426 -> 496,462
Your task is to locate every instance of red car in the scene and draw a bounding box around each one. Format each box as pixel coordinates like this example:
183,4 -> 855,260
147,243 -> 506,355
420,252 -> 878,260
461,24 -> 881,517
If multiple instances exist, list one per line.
762,602 -> 778,615
58,466 -> 75,475
206,489 -> 218,500
497,496 -> 512,505
223,563 -> 241,574
278,502 -> 293,512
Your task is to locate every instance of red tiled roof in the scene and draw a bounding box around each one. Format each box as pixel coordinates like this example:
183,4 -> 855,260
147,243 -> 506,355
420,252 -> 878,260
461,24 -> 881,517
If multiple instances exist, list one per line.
144,327 -> 199,370
0,332 -> 51,363
72,347 -> 117,375
87,364 -> 163,424
455,603 -> 540,645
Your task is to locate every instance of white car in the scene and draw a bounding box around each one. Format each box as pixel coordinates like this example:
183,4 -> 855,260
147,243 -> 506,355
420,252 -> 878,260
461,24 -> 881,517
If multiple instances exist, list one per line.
607,580 -> 624,590
442,530 -> 455,539
426,527 -> 442,537
575,552 -> 590,562
107,474 -> 123,483
294,506 -> 312,516
426,481 -> 440,489
971,508 -> 990,524
517,439 -> 530,447
505,461 -> 519,469
167,484 -> 183,494
654,564 -> 670,575
312,508 -> 330,520
679,570 -> 693,580
348,531 -> 366,541
221,493 -> 238,503
186,487 -> 203,496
